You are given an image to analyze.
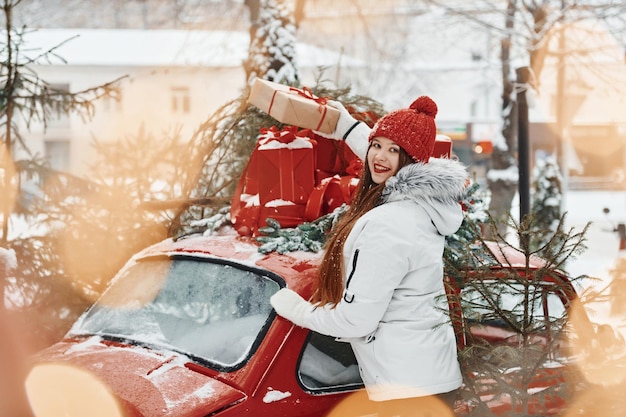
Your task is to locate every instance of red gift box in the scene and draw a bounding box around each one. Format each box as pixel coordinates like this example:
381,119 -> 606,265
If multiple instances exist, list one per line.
259,202 -> 307,229
433,135 -> 453,159
248,78 -> 339,134
256,127 -> 316,206
305,175 -> 359,221
314,134 -> 360,176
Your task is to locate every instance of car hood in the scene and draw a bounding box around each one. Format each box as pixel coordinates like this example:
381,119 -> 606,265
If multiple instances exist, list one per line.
25,337 -> 246,417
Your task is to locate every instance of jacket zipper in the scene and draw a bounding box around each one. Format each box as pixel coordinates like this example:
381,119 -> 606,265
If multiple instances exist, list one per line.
343,249 -> 359,303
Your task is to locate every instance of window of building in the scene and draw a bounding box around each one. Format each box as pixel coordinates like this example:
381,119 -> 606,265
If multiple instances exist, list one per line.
45,140 -> 70,172
171,86 -> 190,113
47,83 -> 71,129
470,100 -> 478,118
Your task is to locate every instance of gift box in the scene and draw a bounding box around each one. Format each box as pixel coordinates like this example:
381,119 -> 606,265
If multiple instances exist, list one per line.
433,135 -> 453,159
305,175 -> 359,221
314,134 -> 360,176
248,78 -> 340,134
259,201 -> 307,229
256,126 -> 317,206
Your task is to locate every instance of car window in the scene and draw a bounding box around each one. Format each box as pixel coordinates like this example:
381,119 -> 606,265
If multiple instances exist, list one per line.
298,332 -> 363,392
70,256 -> 281,370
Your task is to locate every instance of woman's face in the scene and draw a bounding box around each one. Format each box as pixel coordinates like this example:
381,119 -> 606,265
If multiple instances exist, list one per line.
367,137 -> 402,184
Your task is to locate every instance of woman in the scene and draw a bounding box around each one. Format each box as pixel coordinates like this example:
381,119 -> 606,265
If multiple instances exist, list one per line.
270,96 -> 468,416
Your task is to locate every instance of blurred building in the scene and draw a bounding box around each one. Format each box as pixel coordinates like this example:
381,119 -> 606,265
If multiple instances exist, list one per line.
12,1 -> 626,185
17,28 -> 353,176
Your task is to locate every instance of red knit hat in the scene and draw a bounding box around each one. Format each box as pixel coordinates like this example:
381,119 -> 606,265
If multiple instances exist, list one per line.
368,96 -> 438,163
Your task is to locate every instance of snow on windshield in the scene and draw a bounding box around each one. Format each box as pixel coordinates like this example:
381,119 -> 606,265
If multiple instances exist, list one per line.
70,257 -> 281,368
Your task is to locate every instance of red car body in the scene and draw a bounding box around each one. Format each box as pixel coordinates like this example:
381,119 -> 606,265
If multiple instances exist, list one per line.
25,232 -> 620,417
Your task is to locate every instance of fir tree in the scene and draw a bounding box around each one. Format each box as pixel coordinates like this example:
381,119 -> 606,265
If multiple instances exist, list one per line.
256,205 -> 348,254
0,2 -> 121,414
0,0 -> 123,342
530,154 -> 564,255
446,213 -> 595,417
444,179 -> 490,274
244,0 -> 299,84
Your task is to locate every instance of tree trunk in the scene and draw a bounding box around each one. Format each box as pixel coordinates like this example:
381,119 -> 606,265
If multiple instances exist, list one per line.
487,0 -> 518,237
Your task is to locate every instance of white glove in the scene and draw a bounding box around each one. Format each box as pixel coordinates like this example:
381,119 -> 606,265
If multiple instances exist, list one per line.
270,288 -> 312,328
315,100 -> 370,161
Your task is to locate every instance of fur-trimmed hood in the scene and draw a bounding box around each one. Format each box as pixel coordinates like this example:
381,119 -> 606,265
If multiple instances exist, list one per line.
381,158 -> 469,236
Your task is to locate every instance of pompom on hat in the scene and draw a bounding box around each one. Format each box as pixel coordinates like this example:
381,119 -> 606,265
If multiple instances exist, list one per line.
368,96 -> 438,163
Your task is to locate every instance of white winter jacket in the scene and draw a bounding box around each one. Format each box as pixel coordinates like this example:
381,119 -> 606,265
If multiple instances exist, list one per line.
298,157 -> 468,401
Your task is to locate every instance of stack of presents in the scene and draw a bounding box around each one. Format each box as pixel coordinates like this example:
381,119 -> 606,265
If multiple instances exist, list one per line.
230,78 -> 452,237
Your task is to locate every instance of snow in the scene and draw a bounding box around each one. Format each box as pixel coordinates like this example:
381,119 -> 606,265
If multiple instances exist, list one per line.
0,247 -> 17,273
64,335 -> 105,355
516,188 -> 626,331
486,165 -> 519,183
265,199 -> 296,207
262,388 -> 291,403
258,137 -> 314,150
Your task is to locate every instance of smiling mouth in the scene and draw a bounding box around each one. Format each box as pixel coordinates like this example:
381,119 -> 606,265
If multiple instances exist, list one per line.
373,164 -> 390,174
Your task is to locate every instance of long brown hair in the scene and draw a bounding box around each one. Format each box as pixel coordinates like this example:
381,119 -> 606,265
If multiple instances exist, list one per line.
312,144 -> 414,306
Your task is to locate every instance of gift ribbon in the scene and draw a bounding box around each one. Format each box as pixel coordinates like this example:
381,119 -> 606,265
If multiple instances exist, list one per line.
259,125 -> 292,143
259,125 -> 313,144
267,86 -> 330,132
288,86 -> 329,107
289,87 -> 329,131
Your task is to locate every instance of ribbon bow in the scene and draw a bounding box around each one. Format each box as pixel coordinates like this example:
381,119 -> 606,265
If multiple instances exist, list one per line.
259,125 -> 316,145
288,86 -> 329,108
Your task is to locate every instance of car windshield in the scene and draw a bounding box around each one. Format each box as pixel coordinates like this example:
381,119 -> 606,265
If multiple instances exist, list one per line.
69,255 -> 281,369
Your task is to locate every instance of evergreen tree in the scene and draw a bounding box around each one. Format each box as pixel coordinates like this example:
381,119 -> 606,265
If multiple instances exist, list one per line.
445,213 -> 600,416
256,207 -> 348,254
244,0 -> 299,84
0,0 -> 122,328
444,180 -> 490,274
0,1 -> 120,414
530,154 -> 563,255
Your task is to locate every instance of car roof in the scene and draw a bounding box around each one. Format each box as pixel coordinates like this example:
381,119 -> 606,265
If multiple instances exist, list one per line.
483,240 -> 549,269
133,231 -> 323,296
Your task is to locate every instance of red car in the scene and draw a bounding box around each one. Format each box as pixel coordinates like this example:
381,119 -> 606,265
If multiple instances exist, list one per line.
25,232 -> 623,417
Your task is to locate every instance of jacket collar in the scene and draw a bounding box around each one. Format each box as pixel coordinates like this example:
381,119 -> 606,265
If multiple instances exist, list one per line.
381,158 -> 468,206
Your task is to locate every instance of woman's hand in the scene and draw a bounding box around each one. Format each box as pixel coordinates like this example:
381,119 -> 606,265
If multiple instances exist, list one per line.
314,100 -> 370,161
270,288 -> 312,328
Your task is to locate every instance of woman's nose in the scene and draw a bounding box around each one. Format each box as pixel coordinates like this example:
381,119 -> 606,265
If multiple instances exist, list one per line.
374,151 -> 388,162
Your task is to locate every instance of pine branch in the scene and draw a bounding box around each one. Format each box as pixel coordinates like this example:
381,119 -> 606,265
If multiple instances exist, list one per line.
256,205 -> 348,254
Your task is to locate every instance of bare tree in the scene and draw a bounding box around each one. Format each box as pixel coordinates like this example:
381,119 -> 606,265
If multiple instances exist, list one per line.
424,0 -> 626,235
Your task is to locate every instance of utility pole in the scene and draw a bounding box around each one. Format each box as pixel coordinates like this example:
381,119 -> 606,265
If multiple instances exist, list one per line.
517,67 -> 531,225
